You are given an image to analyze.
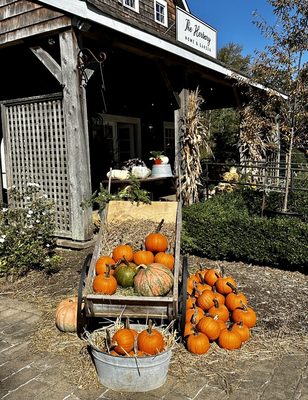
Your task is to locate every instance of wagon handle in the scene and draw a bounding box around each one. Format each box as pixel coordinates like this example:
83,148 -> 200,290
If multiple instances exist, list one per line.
77,253 -> 92,338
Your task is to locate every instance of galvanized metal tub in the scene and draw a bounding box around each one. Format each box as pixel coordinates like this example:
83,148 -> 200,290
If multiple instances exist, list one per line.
91,347 -> 172,392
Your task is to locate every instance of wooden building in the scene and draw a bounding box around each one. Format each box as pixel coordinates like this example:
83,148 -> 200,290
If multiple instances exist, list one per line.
0,0 -> 253,246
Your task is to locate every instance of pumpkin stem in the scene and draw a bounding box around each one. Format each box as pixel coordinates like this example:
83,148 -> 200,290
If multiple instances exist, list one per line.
136,263 -> 147,270
226,281 -> 237,292
239,300 -> 248,311
124,317 -> 130,329
133,335 -> 138,354
147,319 -> 153,334
105,264 -> 111,278
121,256 -> 129,266
213,298 -> 219,308
156,219 -> 164,233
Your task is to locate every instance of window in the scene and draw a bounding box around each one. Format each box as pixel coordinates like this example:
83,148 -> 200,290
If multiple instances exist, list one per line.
123,0 -> 139,13
163,122 -> 174,159
154,0 -> 168,27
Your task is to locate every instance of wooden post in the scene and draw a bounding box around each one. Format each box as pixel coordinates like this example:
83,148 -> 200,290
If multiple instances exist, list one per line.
59,29 -> 92,241
0,140 -> 3,205
174,89 -> 187,202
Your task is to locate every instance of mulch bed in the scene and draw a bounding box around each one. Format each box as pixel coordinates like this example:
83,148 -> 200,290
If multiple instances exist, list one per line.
0,247 -> 307,391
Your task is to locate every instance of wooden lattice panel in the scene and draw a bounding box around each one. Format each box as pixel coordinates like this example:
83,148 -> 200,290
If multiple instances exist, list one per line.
3,97 -> 71,237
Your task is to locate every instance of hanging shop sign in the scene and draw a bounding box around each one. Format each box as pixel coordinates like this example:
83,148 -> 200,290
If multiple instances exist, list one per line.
176,8 -> 217,58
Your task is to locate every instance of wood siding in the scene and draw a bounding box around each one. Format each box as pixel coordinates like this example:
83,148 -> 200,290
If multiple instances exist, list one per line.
0,0 -> 72,46
87,0 -> 177,41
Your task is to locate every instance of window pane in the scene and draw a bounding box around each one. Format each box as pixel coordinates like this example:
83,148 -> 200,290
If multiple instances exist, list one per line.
124,0 -> 135,8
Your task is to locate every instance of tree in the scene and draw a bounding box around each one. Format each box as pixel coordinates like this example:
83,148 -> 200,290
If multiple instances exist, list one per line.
217,42 -> 251,74
239,0 -> 308,212
204,43 -> 251,163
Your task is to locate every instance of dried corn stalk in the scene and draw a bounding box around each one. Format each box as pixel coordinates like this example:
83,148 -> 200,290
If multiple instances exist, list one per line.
180,88 -> 211,206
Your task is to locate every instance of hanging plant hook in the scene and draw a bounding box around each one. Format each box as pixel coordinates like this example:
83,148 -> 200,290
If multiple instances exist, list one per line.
77,48 -> 107,112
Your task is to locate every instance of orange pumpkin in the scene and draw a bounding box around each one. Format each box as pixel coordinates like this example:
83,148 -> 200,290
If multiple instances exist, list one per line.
216,318 -> 227,332
225,289 -> 248,311
55,297 -> 77,332
186,330 -> 210,355
232,304 -> 257,328
215,276 -> 237,295
204,268 -> 221,286
112,328 -> 135,355
185,305 -> 204,324
218,328 -> 242,350
184,321 -> 195,337
187,274 -> 199,295
93,265 -> 118,294
208,299 -> 230,322
196,289 -> 215,311
197,316 -> 221,341
112,244 -> 134,262
231,322 -> 250,342
95,255 -> 115,275
186,295 -> 196,309
137,320 -> 164,355
133,250 -> 154,266
154,252 -> 175,271
145,233 -> 168,253
212,286 -> 226,305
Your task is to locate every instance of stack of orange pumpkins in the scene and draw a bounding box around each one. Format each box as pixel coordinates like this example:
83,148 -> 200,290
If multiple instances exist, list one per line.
92,227 -> 175,297
184,267 -> 257,354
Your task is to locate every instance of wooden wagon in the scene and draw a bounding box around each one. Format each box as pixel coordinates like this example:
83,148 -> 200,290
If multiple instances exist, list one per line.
77,200 -> 188,337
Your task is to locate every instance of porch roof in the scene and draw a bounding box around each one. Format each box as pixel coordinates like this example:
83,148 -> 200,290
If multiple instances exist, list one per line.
37,0 -> 286,109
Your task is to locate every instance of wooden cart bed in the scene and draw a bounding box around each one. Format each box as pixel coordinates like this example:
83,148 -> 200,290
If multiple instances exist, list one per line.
80,200 -> 182,322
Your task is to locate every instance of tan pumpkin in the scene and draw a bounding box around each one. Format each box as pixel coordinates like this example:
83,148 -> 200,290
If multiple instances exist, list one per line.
134,263 -> 173,296
55,297 -> 78,332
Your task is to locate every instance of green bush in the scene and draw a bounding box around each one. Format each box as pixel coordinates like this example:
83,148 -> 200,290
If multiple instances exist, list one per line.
0,184 -> 61,278
182,193 -> 308,270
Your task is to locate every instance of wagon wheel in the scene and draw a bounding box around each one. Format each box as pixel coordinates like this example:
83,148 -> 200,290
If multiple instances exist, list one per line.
77,253 -> 92,338
177,255 -> 188,339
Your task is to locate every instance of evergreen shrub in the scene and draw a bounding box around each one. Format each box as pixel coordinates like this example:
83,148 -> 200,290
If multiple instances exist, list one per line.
182,192 -> 308,270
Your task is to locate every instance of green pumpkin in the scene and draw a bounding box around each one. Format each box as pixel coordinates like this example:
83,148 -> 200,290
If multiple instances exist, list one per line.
114,260 -> 138,288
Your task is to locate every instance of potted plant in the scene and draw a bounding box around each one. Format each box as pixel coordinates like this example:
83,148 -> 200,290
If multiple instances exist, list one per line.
149,151 -> 169,165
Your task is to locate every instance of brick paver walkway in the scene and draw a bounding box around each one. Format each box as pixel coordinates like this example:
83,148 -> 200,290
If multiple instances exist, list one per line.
0,297 -> 307,400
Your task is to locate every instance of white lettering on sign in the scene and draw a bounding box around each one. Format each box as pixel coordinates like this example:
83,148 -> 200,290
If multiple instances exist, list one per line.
176,8 -> 217,58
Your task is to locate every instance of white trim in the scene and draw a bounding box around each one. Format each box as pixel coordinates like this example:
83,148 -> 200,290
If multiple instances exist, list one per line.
181,0 -> 190,12
38,0 -> 287,98
154,0 -> 168,27
123,0 -> 139,13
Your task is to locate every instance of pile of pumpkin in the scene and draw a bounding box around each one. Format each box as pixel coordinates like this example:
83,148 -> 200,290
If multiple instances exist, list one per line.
184,267 -> 257,354
93,319 -> 171,357
92,222 -> 175,297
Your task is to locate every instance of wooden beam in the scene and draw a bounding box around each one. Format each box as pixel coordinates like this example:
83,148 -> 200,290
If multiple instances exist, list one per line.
155,60 -> 181,110
30,46 -> 62,84
59,29 -> 92,241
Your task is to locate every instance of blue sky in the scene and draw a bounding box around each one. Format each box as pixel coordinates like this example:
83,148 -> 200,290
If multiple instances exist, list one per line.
188,0 -> 276,58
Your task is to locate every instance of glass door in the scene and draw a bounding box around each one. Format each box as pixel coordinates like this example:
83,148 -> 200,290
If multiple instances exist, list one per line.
116,123 -> 136,165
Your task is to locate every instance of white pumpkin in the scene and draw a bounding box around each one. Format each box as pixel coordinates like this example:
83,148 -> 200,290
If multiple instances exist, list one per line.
160,156 -> 169,165
131,166 -> 151,179
107,169 -> 130,180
